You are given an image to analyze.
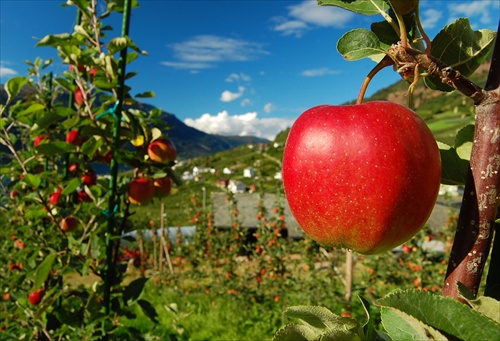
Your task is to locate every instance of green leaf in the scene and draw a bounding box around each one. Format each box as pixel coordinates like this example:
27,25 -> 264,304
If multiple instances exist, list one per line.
284,305 -> 337,329
123,278 -> 149,305
377,289 -> 500,340
438,141 -> 469,185
425,18 -> 496,91
62,178 -> 83,196
23,173 -> 41,189
135,91 -> 155,98
33,253 -> 56,290
273,324 -> 320,341
318,0 -> 390,16
36,33 -> 73,48
457,283 -> 500,324
16,103 -> 46,119
36,141 -> 76,155
455,124 -> 474,161
5,76 -> 29,101
381,307 -> 448,340
283,305 -> 363,340
32,111 -> 65,131
337,29 -> 386,61
137,299 -> 159,324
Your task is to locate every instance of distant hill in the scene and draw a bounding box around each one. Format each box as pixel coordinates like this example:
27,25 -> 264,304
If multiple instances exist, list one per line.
0,85 -> 269,159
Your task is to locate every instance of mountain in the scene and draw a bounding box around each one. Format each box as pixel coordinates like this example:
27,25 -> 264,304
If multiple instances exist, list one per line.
0,85 -> 269,159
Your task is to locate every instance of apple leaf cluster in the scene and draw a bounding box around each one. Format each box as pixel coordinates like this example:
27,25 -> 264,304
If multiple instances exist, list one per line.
275,288 -> 500,341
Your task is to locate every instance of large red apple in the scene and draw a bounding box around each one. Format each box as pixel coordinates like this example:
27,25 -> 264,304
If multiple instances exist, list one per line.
128,177 -> 155,205
282,101 -> 441,254
148,139 -> 177,163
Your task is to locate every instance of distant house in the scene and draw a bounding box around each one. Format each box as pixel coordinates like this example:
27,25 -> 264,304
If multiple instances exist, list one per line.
182,171 -> 194,181
243,167 -> 256,178
216,178 -> 230,188
228,180 -> 246,193
223,167 -> 233,175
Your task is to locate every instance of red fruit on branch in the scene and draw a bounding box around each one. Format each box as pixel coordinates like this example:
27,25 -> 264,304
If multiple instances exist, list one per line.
282,101 -> 441,254
66,129 -> 85,146
74,88 -> 86,106
154,176 -> 172,197
34,135 -> 47,147
82,170 -> 97,187
60,216 -> 79,232
128,177 -> 155,205
147,139 -> 177,163
28,288 -> 45,305
49,189 -> 62,205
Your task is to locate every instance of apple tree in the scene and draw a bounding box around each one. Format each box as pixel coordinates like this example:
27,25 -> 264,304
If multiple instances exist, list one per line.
0,0 -> 178,338
276,0 -> 499,340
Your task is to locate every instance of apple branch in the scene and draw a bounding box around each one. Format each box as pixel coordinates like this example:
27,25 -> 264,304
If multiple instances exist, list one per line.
441,24 -> 500,301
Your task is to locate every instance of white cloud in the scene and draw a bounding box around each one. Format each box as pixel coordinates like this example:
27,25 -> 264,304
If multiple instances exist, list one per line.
420,9 -> 442,29
241,98 -> 252,106
184,110 -> 294,140
0,65 -> 17,79
226,72 -> 251,83
274,20 -> 309,37
301,67 -> 340,77
263,103 -> 276,113
448,1 -> 499,25
220,86 -> 245,102
274,0 -> 355,37
162,35 -> 269,70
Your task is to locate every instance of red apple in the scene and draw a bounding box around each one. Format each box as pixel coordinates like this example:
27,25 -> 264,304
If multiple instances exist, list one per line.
148,139 -> 177,163
128,177 -> 155,205
154,176 -> 172,197
282,101 -> 441,254
60,216 -> 79,232
49,189 -> 62,205
74,88 -> 85,106
82,170 -> 97,187
34,135 -> 47,147
9,190 -> 19,199
66,129 -> 85,146
28,288 -> 45,305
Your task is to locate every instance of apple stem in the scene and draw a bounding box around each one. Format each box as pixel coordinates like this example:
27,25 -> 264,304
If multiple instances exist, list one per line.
442,22 -> 500,301
357,55 -> 394,104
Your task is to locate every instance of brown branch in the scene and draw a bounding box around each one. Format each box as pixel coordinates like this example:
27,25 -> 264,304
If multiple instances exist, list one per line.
442,24 -> 500,301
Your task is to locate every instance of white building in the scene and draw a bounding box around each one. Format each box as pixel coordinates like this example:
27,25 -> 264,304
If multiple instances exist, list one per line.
243,167 -> 256,178
227,180 -> 246,193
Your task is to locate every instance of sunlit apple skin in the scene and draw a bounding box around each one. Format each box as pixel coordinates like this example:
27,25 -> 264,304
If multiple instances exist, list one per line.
148,139 -> 177,163
282,102 -> 441,254
128,177 -> 155,205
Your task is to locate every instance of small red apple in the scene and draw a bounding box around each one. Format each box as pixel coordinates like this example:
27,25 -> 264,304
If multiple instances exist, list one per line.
34,135 -> 47,147
82,170 -> 97,187
14,239 -> 25,249
154,176 -> 172,197
9,190 -> 19,199
128,177 -> 155,205
28,288 -> 45,305
60,216 -> 79,232
49,189 -> 62,205
282,101 -> 441,254
68,163 -> 79,173
74,88 -> 85,106
77,189 -> 93,203
66,129 -> 85,146
148,139 -> 177,163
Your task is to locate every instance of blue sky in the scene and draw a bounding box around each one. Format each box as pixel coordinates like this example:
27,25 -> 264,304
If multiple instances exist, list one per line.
1,0 -> 498,140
